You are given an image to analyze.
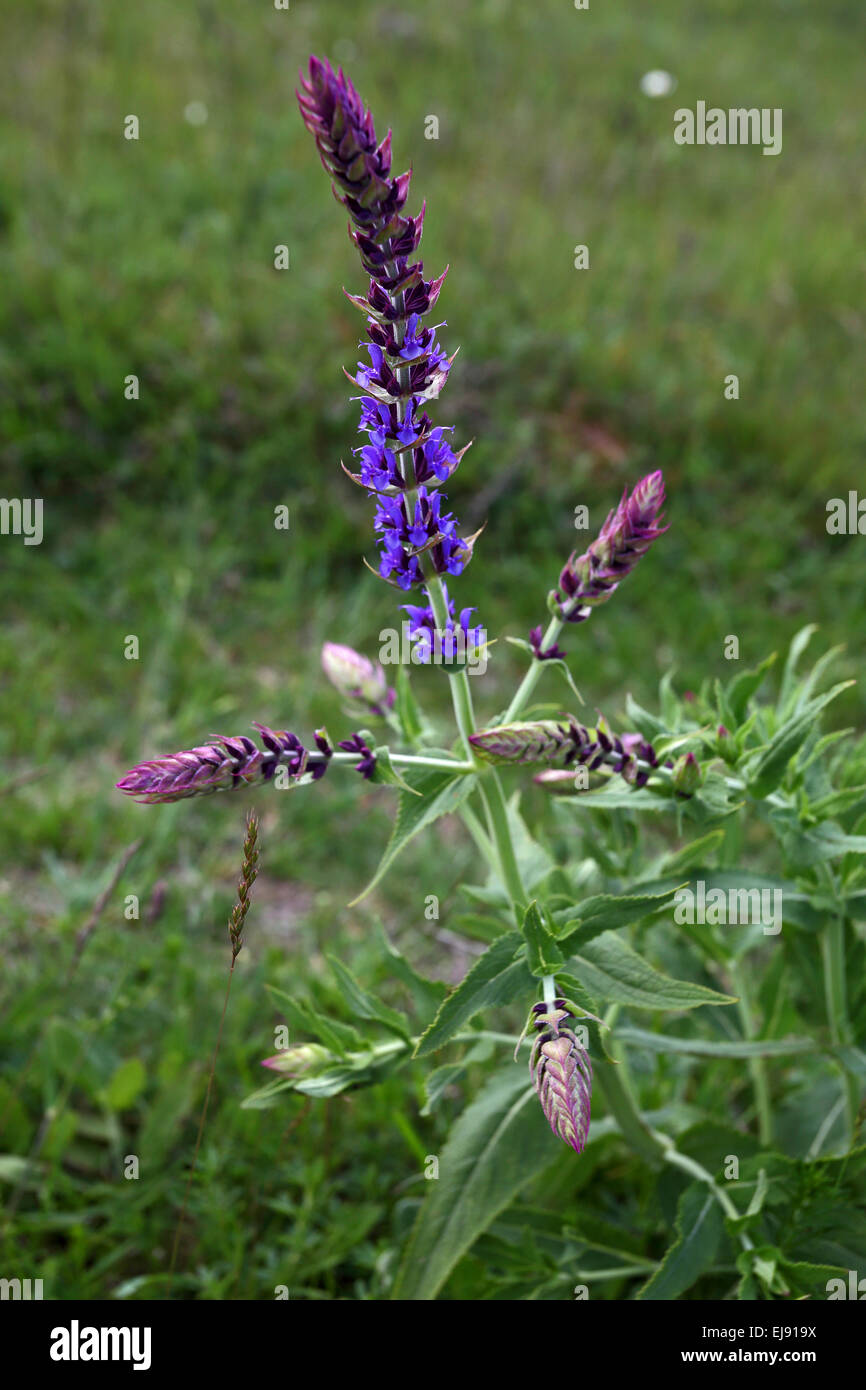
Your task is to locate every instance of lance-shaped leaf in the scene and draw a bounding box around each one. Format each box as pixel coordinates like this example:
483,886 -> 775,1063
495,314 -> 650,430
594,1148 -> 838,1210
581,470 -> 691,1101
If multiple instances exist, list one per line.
414,931 -> 532,1057
571,932 -> 736,1011
636,1183 -> 724,1300
522,900 -> 564,977
390,1067 -> 559,1300
350,766 -> 477,904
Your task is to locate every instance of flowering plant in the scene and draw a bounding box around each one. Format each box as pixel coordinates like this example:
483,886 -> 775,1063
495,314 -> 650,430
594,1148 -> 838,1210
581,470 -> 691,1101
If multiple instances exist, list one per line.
118,58 -> 866,1301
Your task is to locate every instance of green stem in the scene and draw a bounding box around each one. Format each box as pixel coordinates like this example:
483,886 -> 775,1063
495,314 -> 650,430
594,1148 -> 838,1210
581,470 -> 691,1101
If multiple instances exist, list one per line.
503,614 -> 565,723
426,574 -> 528,921
595,1060 -> 755,1250
730,960 -> 773,1147
821,909 -> 859,1142
328,751 -> 474,772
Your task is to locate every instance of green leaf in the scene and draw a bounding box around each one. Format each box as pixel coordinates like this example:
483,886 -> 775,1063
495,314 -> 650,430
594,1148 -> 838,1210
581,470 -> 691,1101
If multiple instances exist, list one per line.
554,885 -> 682,950
265,985 -> 363,1054
777,623 -> 818,715
572,932 -> 736,1011
421,1063 -> 466,1115
506,639 -> 585,705
659,829 -> 725,874
505,796 -> 556,891
394,665 -> 425,746
451,912 -> 510,944
103,1058 -> 147,1111
774,818 -> 866,867
369,746 -> 421,794
414,932 -> 532,1057
351,767 -> 477,904
748,681 -> 854,798
522,900 -> 564,976
617,1027 -> 815,1059
636,1183 -> 723,1300
378,925 -> 447,1023
326,956 -> 412,1041
390,1067 -> 557,1300
726,652 -> 777,723
625,692 -> 668,740
553,784 -> 669,812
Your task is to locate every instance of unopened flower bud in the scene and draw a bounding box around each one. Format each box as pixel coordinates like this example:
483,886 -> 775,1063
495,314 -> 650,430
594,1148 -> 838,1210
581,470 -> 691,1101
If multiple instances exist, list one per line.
672,750 -> 701,797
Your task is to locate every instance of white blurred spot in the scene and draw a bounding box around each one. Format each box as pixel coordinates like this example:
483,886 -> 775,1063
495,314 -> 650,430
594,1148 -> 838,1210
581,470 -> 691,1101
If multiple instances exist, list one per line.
639,70 -> 676,98
184,101 -> 208,127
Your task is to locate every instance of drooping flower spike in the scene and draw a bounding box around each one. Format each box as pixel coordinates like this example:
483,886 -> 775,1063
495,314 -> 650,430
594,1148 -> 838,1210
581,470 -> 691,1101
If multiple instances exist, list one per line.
551,470 -> 667,624
297,56 -> 476,595
525,999 -> 593,1154
116,723 -> 375,803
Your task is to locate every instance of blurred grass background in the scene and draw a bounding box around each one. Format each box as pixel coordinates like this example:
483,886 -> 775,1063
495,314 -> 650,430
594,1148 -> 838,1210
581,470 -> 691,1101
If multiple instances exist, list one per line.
1,0 -> 864,1298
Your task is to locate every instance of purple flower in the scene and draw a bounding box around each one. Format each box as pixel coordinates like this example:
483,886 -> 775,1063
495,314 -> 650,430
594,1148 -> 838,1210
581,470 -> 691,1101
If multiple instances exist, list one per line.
554,471 -> 668,623
337,732 -> 377,779
116,724 -> 335,803
403,585 -> 484,664
297,55 -> 477,602
529,625 -> 566,661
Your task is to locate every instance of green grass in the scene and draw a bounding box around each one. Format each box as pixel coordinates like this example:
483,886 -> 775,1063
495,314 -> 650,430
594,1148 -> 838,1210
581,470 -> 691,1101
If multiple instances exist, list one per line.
1,0 -> 864,1299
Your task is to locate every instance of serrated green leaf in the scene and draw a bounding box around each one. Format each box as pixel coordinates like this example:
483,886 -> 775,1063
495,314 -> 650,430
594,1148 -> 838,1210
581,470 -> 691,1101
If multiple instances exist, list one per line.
572,932 -> 736,1010
637,1183 -> 723,1299
326,956 -> 412,1041
414,932 -> 531,1057
369,746 -> 422,794
522,900 -> 564,977
350,767 -> 477,904
554,885 -> 682,950
390,1067 -> 557,1300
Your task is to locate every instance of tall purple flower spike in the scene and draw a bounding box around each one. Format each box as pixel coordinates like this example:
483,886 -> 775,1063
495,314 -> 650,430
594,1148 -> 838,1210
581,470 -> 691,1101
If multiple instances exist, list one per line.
529,1000 -> 592,1154
297,56 -> 476,593
553,470 -> 668,623
116,724 -> 374,803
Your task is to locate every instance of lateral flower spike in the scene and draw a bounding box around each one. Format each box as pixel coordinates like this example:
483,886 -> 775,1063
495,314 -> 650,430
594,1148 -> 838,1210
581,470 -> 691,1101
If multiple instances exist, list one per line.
470,717 -> 661,789
528,999 -> 592,1154
553,470 -> 668,623
115,724 -> 367,803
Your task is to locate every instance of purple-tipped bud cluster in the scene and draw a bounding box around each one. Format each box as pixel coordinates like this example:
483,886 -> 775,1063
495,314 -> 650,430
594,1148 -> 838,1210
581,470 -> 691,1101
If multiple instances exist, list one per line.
298,56 -> 474,593
469,716 -> 662,788
529,1000 -> 592,1154
553,471 -> 668,623
116,723 -> 376,803
321,642 -> 395,716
